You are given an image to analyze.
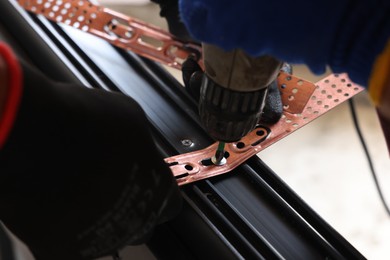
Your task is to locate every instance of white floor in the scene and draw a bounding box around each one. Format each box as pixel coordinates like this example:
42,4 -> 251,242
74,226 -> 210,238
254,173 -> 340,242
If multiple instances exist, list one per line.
259,67 -> 390,260
10,1 -> 390,259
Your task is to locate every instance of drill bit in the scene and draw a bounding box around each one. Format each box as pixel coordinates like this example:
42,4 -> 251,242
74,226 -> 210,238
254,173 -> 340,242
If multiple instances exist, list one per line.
212,142 -> 226,165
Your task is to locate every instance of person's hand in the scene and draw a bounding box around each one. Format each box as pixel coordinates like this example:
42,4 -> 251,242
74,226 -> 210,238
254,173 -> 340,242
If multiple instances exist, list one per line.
0,44 -> 181,260
152,1 -> 287,126
151,0 -> 193,41
179,0 -> 390,87
178,0 -> 390,153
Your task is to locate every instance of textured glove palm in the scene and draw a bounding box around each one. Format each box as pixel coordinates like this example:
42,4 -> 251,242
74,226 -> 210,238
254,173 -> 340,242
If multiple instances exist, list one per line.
0,60 -> 181,260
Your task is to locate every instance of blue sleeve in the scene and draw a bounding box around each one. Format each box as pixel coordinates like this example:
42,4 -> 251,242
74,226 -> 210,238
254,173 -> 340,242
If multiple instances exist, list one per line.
179,0 -> 390,87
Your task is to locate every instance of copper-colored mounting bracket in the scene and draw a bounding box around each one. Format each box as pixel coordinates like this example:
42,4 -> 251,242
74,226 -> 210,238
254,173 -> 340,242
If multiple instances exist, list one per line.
17,0 -> 365,185
16,0 -> 202,69
166,73 -> 364,185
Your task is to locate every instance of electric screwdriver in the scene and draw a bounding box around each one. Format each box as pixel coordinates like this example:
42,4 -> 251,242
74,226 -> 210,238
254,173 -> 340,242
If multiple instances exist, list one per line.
199,44 -> 282,164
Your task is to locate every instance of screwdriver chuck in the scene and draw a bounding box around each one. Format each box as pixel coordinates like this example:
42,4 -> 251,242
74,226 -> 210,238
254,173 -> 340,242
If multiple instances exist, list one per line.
199,44 -> 282,142
199,75 -> 268,142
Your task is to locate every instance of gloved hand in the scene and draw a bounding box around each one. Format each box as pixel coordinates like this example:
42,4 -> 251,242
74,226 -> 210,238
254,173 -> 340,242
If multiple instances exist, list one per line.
179,0 -> 390,87
0,43 -> 181,260
178,0 -> 390,151
151,0 -> 193,41
152,0 -> 286,125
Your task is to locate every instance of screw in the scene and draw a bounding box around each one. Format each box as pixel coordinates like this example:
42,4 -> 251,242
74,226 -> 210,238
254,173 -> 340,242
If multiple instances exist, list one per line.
181,139 -> 193,147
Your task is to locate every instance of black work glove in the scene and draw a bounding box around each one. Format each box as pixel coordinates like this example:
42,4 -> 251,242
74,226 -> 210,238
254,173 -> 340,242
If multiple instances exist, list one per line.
151,0 -> 193,41
0,58 -> 181,259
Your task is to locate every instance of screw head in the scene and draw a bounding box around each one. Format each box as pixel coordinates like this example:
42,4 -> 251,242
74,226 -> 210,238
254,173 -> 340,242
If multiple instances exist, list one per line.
211,156 -> 227,166
181,139 -> 193,147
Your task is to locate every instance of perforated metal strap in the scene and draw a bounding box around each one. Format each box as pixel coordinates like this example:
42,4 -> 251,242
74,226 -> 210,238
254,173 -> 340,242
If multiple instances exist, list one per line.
16,0 -> 202,69
166,73 -> 364,185
17,0 -> 365,185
